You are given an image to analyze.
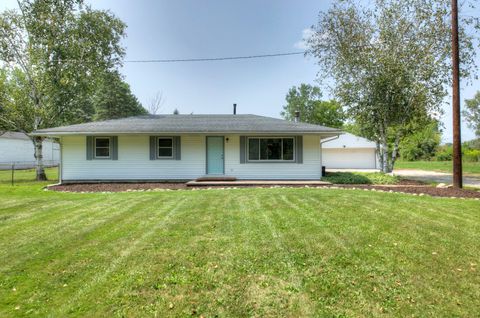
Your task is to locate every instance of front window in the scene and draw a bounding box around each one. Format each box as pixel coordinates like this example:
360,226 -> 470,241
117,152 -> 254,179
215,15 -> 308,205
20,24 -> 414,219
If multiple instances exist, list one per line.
94,137 -> 110,159
247,137 -> 295,161
157,137 -> 173,158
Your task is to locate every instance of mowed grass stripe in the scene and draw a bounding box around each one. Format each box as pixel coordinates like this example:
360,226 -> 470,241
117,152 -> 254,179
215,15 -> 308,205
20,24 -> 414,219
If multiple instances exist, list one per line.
0,194 -> 110,234
258,195 -> 316,316
274,193 -> 389,316
55,197 -> 189,316
0,194 -> 187,317
0,195 -> 151,269
83,191 -> 251,317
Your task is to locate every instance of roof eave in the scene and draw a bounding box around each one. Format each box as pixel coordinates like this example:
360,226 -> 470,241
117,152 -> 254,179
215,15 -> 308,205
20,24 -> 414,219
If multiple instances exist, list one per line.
31,130 -> 342,137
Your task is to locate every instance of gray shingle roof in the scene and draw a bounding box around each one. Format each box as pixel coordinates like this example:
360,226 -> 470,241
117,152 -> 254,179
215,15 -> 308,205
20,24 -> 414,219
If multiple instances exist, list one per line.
31,114 -> 341,136
0,131 -> 30,140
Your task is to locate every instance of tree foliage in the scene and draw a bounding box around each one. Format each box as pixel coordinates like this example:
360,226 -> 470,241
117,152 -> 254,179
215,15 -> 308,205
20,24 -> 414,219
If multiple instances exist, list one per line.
281,84 -> 345,128
463,91 -> 480,137
93,71 -> 147,121
399,121 -> 441,161
308,0 -> 478,172
0,0 -> 126,179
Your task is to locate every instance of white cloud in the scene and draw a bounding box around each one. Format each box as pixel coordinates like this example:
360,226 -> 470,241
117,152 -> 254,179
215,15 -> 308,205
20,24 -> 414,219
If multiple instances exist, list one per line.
294,28 -> 315,50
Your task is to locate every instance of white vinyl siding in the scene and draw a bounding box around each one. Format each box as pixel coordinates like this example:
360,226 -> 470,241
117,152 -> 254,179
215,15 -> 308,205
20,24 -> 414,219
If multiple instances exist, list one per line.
60,134 -> 322,181
62,135 -> 205,180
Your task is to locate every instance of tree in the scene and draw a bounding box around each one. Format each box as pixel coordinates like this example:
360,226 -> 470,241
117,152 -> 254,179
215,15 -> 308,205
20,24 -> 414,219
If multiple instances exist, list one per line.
173,108 -> 180,115
308,0 -> 478,172
399,120 -> 442,161
0,0 -> 126,180
147,91 -> 165,115
93,71 -> 147,121
281,84 -> 345,128
463,91 -> 480,137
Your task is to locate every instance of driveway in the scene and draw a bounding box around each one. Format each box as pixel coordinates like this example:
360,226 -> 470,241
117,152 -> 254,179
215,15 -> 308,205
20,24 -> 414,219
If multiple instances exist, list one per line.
393,169 -> 480,188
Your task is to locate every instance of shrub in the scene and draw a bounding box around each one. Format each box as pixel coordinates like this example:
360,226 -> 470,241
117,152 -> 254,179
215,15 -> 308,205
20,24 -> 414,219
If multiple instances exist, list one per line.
464,149 -> 480,162
435,145 -> 453,161
399,122 -> 441,161
323,172 -> 399,184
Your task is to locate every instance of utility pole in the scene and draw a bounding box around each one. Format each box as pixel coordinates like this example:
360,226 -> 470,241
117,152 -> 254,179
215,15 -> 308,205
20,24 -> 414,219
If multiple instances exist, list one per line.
451,0 -> 462,188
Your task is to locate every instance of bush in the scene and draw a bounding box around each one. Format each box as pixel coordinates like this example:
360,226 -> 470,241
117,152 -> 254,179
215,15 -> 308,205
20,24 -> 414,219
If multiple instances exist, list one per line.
435,145 -> 453,161
323,172 -> 399,184
399,122 -> 441,161
434,145 -> 480,162
464,149 -> 480,162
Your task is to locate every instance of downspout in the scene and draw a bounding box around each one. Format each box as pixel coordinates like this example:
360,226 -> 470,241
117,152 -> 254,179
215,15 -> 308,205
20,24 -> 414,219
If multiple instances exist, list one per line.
59,137 -> 63,184
319,134 -> 341,177
320,135 -> 340,145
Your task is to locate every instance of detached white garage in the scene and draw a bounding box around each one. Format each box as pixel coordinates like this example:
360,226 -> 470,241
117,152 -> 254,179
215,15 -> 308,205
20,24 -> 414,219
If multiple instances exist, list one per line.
322,133 -> 378,169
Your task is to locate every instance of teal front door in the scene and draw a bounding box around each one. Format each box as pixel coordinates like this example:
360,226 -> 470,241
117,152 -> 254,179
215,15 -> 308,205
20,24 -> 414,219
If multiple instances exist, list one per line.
206,136 -> 224,175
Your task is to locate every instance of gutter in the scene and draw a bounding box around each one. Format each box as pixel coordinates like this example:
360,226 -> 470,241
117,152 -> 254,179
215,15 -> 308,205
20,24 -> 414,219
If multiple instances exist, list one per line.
320,134 -> 341,145
30,131 -> 342,137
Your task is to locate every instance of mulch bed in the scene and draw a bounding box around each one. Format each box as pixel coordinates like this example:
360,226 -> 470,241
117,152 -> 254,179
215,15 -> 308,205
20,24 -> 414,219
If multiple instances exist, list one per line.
48,180 -> 480,199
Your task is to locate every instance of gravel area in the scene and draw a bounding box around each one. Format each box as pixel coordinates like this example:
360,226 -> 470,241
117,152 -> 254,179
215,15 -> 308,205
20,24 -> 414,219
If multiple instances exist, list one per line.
394,169 -> 480,188
48,180 -> 480,198
333,184 -> 480,198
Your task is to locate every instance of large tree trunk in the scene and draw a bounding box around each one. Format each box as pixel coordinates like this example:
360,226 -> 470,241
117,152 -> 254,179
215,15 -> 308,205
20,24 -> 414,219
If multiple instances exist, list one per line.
379,129 -> 390,173
389,133 -> 402,173
381,142 -> 389,172
33,136 -> 47,181
375,141 -> 383,171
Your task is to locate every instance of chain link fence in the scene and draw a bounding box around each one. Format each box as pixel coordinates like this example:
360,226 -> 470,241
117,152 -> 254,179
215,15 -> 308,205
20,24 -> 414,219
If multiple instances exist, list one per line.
0,160 -> 59,185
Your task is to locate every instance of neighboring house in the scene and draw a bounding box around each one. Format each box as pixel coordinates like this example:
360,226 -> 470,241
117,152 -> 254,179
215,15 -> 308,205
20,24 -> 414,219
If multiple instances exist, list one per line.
31,114 -> 341,183
0,131 -> 60,168
321,133 -> 378,169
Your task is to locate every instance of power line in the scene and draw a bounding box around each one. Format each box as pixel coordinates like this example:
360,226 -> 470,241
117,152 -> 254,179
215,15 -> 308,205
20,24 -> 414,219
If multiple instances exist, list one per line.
124,51 -> 305,63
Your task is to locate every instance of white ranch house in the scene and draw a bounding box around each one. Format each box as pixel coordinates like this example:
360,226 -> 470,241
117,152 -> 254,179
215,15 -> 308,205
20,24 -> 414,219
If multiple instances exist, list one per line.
32,114 -> 376,183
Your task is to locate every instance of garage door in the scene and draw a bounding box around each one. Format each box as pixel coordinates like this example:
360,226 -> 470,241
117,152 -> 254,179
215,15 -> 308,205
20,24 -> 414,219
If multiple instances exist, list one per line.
322,148 -> 377,169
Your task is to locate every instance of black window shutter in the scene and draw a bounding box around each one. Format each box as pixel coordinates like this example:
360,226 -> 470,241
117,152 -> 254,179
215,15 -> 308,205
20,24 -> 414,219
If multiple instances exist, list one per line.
174,136 -> 181,160
149,136 -> 156,160
111,136 -> 118,160
296,136 -> 303,164
239,136 -> 246,163
86,136 -> 93,160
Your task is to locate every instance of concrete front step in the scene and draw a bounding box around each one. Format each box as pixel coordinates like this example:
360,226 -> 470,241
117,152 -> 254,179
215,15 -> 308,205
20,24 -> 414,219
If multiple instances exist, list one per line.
186,180 -> 331,187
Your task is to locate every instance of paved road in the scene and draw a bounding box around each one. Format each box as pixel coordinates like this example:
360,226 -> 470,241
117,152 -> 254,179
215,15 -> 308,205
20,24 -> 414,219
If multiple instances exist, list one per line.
393,169 -> 480,188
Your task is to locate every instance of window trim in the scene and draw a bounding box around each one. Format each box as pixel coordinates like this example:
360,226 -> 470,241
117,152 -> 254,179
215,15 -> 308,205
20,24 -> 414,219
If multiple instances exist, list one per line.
93,137 -> 111,159
156,136 -> 174,159
247,137 -> 296,162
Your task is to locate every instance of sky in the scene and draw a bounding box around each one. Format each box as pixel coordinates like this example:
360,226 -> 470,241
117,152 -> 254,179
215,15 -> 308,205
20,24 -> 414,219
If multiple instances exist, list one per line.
1,0 -> 479,142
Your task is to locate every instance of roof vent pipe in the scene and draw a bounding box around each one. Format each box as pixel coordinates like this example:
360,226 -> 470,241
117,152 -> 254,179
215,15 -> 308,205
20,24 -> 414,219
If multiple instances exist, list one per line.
294,111 -> 300,123
233,103 -> 237,115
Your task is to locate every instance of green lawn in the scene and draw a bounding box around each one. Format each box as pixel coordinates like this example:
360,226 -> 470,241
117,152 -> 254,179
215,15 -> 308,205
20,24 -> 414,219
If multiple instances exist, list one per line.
0,167 -> 58,185
0,175 -> 479,317
395,160 -> 480,175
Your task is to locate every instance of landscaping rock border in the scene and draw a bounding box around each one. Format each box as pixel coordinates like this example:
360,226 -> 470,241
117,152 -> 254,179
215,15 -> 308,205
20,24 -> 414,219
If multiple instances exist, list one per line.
47,182 -> 480,199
